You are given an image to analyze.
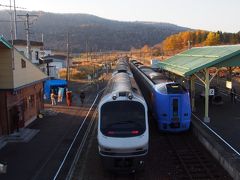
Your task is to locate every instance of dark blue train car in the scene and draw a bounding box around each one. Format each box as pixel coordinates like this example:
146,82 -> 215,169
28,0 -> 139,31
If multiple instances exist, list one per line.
130,61 -> 191,132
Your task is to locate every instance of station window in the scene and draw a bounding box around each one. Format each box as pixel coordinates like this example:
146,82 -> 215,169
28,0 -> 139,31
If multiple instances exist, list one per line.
35,51 -> 39,60
21,59 -> 26,68
28,95 -> 35,108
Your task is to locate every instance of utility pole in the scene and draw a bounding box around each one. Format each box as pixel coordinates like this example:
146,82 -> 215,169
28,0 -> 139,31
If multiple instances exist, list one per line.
18,13 -> 38,60
26,14 -> 31,59
9,0 -> 13,44
85,40 -> 88,61
13,0 -> 17,39
0,1 -> 25,40
66,32 -> 70,81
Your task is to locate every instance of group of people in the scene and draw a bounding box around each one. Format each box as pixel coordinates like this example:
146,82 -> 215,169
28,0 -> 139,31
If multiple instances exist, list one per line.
50,89 -> 85,106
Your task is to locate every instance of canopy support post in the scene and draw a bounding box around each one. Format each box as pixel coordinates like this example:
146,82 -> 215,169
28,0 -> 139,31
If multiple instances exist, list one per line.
204,68 -> 210,123
190,75 -> 196,112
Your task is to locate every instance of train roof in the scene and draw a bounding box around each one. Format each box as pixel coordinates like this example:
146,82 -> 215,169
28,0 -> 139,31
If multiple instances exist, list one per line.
138,65 -> 150,69
114,64 -> 129,72
132,63 -> 172,85
141,68 -> 155,74
111,73 -> 132,92
103,72 -> 142,97
134,62 -> 143,65
112,59 -> 132,77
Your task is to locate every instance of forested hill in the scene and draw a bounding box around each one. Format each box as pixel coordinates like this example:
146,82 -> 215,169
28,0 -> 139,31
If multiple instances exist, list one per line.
159,30 -> 240,55
0,10 -> 189,52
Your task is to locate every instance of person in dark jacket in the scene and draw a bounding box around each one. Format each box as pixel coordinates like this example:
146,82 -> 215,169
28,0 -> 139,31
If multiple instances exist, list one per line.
231,87 -> 236,104
80,91 -> 85,105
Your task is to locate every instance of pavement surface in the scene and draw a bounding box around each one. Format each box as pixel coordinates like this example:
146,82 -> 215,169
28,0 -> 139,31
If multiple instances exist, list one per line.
0,79 -> 105,180
193,81 -> 240,153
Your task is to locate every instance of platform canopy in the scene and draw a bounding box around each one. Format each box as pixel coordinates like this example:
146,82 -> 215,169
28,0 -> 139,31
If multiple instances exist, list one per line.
158,45 -> 240,77
158,45 -> 240,123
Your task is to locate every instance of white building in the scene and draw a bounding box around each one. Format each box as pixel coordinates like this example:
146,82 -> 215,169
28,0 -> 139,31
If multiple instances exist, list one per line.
12,40 -> 43,64
40,49 -> 52,58
40,55 -> 72,79
12,40 -> 71,79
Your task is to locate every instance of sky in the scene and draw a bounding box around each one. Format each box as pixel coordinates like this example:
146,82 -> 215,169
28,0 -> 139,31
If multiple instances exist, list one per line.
0,0 -> 239,33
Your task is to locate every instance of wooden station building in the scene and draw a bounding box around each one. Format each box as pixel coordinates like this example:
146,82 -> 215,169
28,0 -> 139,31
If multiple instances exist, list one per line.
0,36 -> 48,137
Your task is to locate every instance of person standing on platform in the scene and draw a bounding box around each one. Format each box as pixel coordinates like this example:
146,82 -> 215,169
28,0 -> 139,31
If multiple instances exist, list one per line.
50,90 -> 57,106
231,87 -> 236,104
58,87 -> 64,102
66,89 -> 72,106
80,91 -> 85,105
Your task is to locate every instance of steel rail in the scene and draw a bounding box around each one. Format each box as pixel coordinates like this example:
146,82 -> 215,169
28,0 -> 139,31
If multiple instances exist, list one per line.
53,87 -> 106,180
52,93 -> 99,180
182,135 -> 215,179
66,108 -> 98,179
166,135 -> 194,179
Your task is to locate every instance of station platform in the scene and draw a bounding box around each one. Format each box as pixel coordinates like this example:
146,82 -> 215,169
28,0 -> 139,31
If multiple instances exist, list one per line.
192,88 -> 240,179
194,93 -> 240,151
0,79 -> 106,179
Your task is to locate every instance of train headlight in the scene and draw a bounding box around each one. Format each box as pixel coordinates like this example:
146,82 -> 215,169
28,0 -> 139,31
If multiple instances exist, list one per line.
128,93 -> 133,100
112,94 -> 117,100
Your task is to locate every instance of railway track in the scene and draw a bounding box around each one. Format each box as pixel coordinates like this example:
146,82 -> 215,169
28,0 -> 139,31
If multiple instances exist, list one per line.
165,132 -> 230,179
70,115 -> 232,179
53,89 -> 105,180
58,74 -> 231,179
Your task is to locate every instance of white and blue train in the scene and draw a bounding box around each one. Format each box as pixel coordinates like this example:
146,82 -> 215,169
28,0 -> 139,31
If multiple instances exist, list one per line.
130,60 -> 191,132
97,60 -> 149,172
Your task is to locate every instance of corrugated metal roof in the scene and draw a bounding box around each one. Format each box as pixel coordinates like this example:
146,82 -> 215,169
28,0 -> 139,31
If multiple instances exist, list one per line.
158,45 -> 240,76
0,36 -> 12,49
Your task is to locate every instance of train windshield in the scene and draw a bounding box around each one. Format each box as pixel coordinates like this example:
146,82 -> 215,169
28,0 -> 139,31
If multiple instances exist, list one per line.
166,83 -> 187,94
100,101 -> 146,137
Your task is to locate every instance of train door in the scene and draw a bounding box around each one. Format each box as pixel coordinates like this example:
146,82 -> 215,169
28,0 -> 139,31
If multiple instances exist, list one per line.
170,97 -> 180,128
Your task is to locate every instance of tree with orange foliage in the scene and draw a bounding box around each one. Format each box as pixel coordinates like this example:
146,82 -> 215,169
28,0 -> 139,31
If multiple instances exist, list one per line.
180,31 -> 192,46
141,44 -> 151,53
162,34 -> 184,53
204,32 -> 220,46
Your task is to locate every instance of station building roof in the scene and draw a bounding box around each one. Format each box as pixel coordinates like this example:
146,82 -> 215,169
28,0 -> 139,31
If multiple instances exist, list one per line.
0,36 -> 12,49
0,36 -> 48,90
158,45 -> 240,76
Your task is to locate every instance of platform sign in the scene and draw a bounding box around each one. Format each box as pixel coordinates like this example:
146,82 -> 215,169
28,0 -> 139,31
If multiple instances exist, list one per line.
88,75 -> 92,80
209,89 -> 215,96
226,81 -> 232,89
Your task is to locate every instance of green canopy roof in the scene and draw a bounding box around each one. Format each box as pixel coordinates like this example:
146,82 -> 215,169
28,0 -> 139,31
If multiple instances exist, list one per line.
158,45 -> 240,76
0,36 -> 12,49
